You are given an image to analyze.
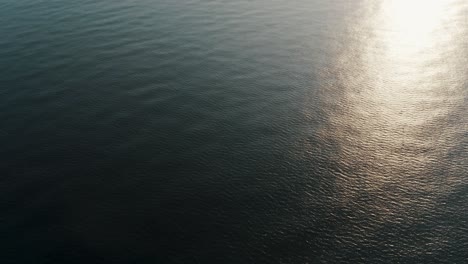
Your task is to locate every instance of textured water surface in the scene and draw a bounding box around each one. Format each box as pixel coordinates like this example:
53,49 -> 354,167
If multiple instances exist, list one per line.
1,0 -> 468,263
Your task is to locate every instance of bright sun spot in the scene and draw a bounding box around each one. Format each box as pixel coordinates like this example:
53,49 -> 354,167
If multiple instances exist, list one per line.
380,0 -> 450,56
384,0 -> 447,34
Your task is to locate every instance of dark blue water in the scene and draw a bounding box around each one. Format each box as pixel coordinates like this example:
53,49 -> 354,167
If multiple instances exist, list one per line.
1,0 -> 467,263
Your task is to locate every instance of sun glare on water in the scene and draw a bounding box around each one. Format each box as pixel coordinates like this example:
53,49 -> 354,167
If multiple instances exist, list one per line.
319,0 -> 465,219
381,0 -> 451,56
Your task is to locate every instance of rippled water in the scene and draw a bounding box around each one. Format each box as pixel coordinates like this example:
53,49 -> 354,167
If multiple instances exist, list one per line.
1,0 -> 467,263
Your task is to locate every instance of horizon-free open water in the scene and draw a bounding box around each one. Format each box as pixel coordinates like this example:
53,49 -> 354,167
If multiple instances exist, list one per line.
1,0 -> 467,263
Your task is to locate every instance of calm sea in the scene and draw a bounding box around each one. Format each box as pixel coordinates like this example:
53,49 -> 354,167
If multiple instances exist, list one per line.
1,0 -> 467,263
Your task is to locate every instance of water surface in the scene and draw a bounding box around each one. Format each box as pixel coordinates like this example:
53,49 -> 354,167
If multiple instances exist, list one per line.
1,0 -> 467,263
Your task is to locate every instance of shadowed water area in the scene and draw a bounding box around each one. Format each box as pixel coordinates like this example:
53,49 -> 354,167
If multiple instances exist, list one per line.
1,0 -> 467,263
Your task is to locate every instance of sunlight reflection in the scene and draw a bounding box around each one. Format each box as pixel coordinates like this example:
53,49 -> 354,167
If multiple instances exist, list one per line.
380,0 -> 449,57
371,0 -> 456,117
307,0 -> 464,226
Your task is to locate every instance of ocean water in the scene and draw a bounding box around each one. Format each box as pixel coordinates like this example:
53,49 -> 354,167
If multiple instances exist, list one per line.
1,0 -> 467,263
